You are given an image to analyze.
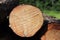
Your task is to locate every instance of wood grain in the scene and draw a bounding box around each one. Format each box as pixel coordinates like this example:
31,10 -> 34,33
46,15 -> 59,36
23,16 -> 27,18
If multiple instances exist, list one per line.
9,5 -> 44,37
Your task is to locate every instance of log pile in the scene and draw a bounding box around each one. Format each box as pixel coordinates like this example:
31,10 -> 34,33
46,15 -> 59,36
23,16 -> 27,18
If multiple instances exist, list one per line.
0,1 -> 60,39
9,5 -> 60,40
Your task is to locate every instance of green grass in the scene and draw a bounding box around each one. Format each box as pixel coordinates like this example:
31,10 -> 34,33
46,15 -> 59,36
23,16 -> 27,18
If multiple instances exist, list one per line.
43,10 -> 60,19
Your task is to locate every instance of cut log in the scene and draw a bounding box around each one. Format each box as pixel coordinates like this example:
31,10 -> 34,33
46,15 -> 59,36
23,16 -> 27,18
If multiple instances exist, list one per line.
46,29 -> 60,40
41,23 -> 60,40
9,4 -> 44,37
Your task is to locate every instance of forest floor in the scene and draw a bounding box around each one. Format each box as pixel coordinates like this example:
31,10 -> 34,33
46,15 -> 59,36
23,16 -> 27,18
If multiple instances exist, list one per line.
43,10 -> 60,19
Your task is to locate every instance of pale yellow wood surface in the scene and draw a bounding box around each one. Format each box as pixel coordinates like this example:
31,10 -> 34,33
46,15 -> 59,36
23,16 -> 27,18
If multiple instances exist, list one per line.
9,5 -> 44,37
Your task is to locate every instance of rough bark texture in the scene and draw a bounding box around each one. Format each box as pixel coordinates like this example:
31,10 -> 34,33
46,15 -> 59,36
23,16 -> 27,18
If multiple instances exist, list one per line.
43,13 -> 59,23
0,0 -> 19,24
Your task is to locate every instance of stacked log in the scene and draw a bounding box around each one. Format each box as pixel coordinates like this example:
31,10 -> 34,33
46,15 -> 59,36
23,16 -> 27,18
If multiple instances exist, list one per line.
41,23 -> 60,40
9,5 -> 44,37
